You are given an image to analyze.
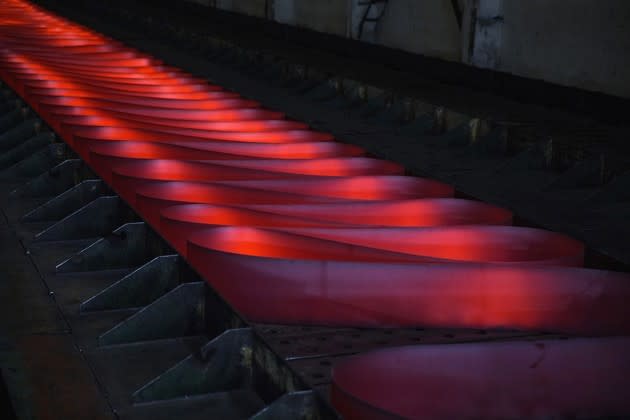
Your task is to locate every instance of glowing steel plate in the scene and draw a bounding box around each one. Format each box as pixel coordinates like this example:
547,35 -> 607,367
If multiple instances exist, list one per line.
332,338 -> 630,419
2,3 -> 630,417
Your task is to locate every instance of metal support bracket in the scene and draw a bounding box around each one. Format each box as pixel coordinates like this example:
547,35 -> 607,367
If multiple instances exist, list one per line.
55,222 -> 156,273
250,390 -> 321,420
8,158 -> 91,198
0,132 -> 55,170
80,255 -> 183,312
0,108 -> 25,132
0,143 -> 69,180
132,328 -> 253,403
0,118 -> 41,152
21,179 -> 109,222
98,282 -> 206,346
34,196 -> 136,241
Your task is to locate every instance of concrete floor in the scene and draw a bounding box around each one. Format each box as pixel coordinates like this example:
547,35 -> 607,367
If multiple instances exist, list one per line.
0,183 -> 114,419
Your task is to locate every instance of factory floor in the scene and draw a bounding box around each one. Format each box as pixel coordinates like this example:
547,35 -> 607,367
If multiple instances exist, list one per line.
0,194 -> 113,419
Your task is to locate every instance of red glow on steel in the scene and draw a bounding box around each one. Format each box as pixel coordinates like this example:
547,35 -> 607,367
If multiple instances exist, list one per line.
134,181 -> 345,225
2,2 -> 629,416
159,200 -> 512,255
170,140 -> 365,159
273,226 -> 583,265
110,160 -> 325,204
160,204 -> 347,255
185,234 -> 630,333
244,200 -> 513,226
331,339 -> 630,419
214,176 -> 454,200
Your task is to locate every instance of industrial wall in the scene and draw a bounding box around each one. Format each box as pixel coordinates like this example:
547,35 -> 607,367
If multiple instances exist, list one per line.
497,0 -> 630,99
186,0 -> 630,99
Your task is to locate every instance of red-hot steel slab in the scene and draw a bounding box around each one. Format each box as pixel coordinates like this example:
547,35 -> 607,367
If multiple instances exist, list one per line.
185,227 -> 626,331
134,181 -> 359,225
159,200 -> 512,255
2,1 -> 629,416
132,176 -> 454,225
332,338 -> 630,419
109,159 -> 404,203
85,141 -> 366,184
242,200 -> 513,226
